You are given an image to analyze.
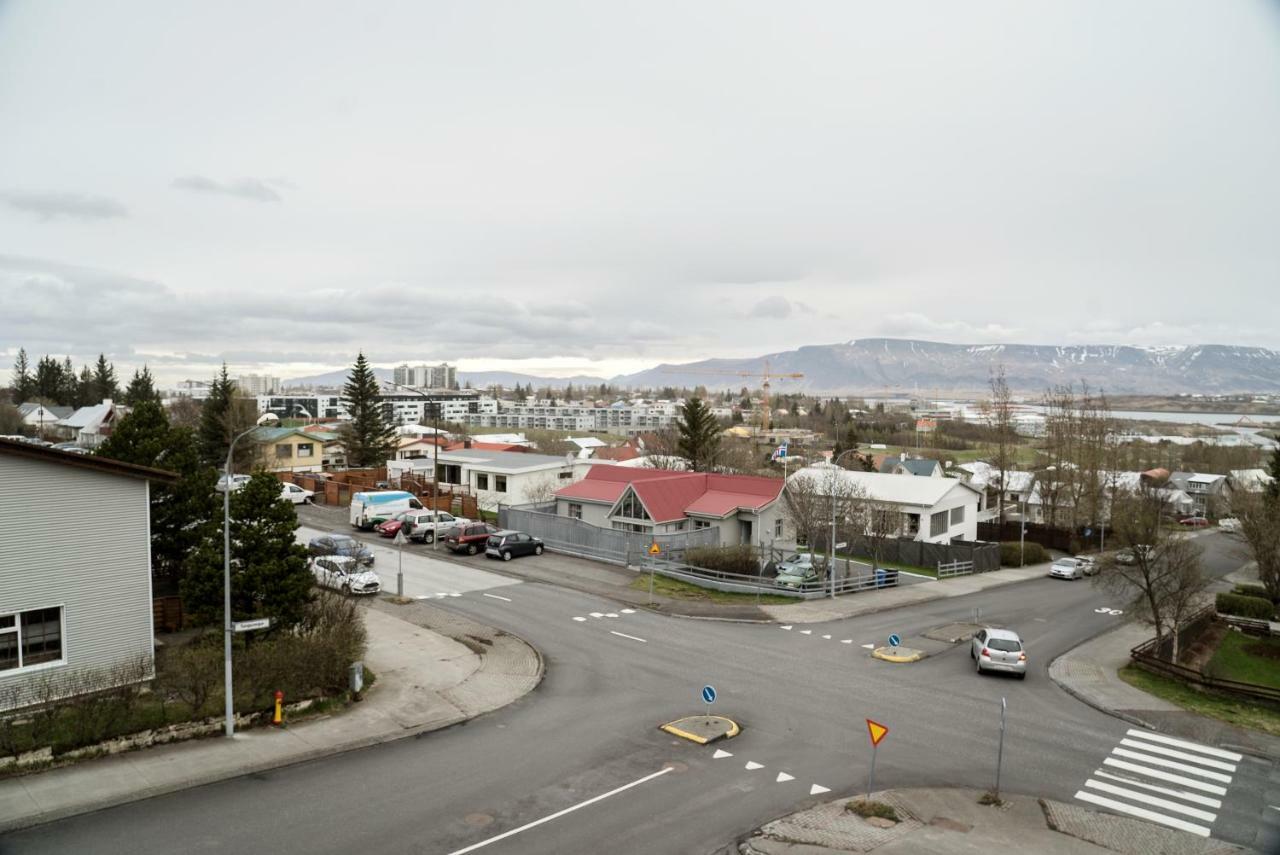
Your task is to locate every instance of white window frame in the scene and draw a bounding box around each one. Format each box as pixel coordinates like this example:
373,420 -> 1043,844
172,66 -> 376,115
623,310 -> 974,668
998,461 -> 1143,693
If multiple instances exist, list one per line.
0,604 -> 68,674
567,502 -> 583,520
930,510 -> 949,536
950,506 -> 965,526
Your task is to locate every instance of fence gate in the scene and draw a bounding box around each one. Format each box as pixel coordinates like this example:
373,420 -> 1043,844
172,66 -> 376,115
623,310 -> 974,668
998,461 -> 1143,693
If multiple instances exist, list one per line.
937,560 -> 975,578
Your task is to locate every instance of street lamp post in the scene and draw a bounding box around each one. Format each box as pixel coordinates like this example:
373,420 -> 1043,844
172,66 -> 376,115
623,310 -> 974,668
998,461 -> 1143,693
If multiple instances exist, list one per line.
829,449 -> 859,598
223,411 -> 279,738
386,381 -> 443,550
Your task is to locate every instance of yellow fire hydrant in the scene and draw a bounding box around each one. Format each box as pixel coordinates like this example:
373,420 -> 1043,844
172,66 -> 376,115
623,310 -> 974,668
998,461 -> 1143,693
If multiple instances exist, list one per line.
273,690 -> 284,726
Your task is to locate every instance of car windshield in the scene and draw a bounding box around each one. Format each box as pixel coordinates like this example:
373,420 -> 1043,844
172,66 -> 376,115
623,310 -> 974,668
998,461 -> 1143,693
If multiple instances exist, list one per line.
331,536 -> 357,549
988,638 -> 1022,652
784,554 -> 807,563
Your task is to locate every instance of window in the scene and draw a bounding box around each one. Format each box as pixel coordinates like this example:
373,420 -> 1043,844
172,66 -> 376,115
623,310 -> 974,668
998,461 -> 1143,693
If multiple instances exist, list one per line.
495,476 -> 508,492
775,517 -> 784,537
568,502 -> 583,520
930,510 -> 948,536
559,471 -> 573,480
275,444 -> 293,458
0,606 -> 64,672
693,519 -> 711,530
476,473 -> 489,491
950,506 -> 965,526
297,443 -> 314,458
905,513 -> 920,535
613,490 -> 650,521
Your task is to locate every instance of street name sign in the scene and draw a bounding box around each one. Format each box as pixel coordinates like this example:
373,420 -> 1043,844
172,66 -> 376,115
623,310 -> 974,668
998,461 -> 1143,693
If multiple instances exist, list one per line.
233,618 -> 270,633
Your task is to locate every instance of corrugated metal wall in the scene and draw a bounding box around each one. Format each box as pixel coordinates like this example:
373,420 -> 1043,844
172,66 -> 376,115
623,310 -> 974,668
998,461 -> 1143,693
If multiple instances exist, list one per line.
0,455 -> 154,711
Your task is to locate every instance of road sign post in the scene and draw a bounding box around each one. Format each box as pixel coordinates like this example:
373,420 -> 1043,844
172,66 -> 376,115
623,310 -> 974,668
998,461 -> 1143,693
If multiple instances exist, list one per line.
865,719 -> 888,799
888,633 -> 901,648
702,684 -> 716,716
648,542 -> 660,605
232,618 -> 270,633
994,696 -> 1007,800
394,529 -> 407,597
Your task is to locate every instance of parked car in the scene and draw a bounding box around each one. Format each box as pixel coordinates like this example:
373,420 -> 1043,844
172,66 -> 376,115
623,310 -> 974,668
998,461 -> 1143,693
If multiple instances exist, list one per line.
400,510 -> 471,543
774,566 -> 819,588
307,533 -> 375,566
443,523 -> 500,555
1048,557 -> 1086,580
1072,555 -> 1100,576
1114,544 -> 1153,566
971,627 -> 1027,678
776,553 -> 816,576
1218,517 -> 1241,533
375,511 -> 415,538
280,482 -> 314,505
216,474 -> 252,493
1179,515 -> 1210,528
485,530 -> 544,561
310,555 -> 381,595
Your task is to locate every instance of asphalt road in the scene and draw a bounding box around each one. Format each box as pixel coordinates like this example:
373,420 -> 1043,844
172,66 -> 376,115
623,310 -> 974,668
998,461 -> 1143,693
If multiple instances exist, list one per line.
5,528 -> 1275,855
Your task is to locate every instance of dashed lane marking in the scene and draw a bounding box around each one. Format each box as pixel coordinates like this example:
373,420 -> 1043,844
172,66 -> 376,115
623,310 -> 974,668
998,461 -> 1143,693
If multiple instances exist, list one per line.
810,785 -> 830,795
482,593 -> 512,602
609,631 -> 647,643
775,772 -> 795,783
713,749 -> 733,759
799,630 -> 812,636
780,625 -> 793,631
572,616 -> 587,622
744,761 -> 764,771
621,608 -> 636,614
840,639 -> 852,644
861,643 -> 875,650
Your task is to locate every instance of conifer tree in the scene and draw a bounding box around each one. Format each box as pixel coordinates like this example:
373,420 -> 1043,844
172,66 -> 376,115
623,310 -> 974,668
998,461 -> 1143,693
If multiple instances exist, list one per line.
341,352 -> 395,467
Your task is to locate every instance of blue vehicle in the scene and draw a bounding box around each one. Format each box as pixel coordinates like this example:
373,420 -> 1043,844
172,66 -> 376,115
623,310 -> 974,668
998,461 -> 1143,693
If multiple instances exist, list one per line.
349,490 -> 423,530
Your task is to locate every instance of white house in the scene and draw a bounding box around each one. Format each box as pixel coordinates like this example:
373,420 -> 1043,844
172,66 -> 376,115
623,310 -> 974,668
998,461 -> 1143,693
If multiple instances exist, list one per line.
55,399 -> 122,448
0,438 -> 175,712
389,448 -> 576,511
1229,468 -> 1275,493
16,403 -> 74,433
789,466 -> 981,543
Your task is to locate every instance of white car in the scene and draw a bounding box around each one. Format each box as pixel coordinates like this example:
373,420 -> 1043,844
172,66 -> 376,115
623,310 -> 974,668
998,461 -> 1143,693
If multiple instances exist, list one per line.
399,510 -> 471,543
216,474 -> 252,493
1072,555 -> 1100,576
280,483 -> 315,505
1049,557 -> 1086,580
1218,518 -> 1241,533
310,555 -> 381,596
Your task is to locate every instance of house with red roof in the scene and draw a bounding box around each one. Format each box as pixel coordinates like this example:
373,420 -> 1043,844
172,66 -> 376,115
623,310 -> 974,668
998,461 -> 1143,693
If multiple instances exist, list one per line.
553,465 -> 788,546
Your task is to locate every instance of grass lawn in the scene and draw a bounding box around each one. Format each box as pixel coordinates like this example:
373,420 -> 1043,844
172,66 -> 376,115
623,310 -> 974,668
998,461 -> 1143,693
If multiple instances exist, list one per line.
1118,664 -> 1280,737
807,549 -> 937,579
1208,632 -> 1280,690
628,572 -> 796,605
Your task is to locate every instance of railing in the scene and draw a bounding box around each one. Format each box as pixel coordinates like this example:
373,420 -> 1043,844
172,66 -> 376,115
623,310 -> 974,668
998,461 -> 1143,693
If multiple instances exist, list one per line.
643,557 -> 900,599
1129,609 -> 1280,704
1219,614 -> 1277,637
937,560 -> 975,578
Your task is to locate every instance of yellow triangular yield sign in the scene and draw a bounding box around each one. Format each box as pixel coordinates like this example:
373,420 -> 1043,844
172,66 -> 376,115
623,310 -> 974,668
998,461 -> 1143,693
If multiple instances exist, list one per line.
866,718 -> 889,747
648,542 -> 661,555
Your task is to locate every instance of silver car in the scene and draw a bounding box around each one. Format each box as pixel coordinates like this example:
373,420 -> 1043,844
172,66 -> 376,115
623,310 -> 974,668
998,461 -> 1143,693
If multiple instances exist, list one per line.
1049,557 -> 1085,580
971,627 -> 1027,679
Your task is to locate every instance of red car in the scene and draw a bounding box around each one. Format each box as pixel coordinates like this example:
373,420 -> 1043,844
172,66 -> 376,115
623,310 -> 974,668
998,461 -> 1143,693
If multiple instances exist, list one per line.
375,512 -> 415,538
1178,515 -> 1210,528
443,523 -> 499,555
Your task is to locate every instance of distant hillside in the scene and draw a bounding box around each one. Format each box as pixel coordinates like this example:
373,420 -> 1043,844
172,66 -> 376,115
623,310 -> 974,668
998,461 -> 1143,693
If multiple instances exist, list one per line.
283,367 -> 605,390
612,339 -> 1280,396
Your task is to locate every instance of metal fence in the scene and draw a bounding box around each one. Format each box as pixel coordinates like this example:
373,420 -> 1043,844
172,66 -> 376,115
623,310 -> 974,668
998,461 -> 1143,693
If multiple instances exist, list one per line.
499,503 -> 721,565
835,537 -> 1000,573
937,560 -> 975,578
643,557 -> 900,599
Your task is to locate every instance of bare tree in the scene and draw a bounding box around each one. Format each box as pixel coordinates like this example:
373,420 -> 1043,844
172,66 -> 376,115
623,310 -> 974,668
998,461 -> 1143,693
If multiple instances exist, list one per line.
847,489 -> 902,571
639,427 -> 686,470
522,474 -> 562,507
784,467 -> 859,577
1231,490 -> 1280,601
1099,484 -> 1206,662
986,366 -> 1016,525
1038,384 -> 1077,528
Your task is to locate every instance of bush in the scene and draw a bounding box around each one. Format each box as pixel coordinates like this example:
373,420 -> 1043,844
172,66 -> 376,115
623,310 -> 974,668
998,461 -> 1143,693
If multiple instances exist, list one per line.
846,799 -> 899,822
686,545 -> 761,576
1234,584 -> 1276,604
999,541 -> 1047,567
1216,592 -> 1276,620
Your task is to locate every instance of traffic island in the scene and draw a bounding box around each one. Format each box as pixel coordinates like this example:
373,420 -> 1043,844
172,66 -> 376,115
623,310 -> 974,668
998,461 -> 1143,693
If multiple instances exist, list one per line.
660,715 -> 741,744
871,646 -> 926,663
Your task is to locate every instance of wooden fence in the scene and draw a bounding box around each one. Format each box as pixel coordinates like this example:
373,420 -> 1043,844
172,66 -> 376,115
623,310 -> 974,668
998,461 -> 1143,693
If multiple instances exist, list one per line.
1129,608 -> 1280,704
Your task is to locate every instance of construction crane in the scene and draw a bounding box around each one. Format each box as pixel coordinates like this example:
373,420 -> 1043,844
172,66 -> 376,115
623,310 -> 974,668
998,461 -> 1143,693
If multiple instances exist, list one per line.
661,360 -> 804,432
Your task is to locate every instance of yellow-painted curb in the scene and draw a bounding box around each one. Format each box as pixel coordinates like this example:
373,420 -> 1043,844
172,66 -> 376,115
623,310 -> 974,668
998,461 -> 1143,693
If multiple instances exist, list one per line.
661,724 -> 709,744
871,646 -> 925,663
660,715 -> 741,744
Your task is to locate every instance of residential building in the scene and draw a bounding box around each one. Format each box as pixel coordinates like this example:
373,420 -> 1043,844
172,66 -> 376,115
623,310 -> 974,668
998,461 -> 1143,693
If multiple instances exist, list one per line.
554,466 -> 787,545
377,390 -> 497,425
55,399 -> 122,448
879,456 -> 943,477
172,379 -> 213,400
392,362 -> 457,390
257,394 -> 347,421
1167,471 -> 1233,518
0,439 -> 176,712
388,448 -> 576,511
16,403 -> 73,433
459,399 -> 684,435
789,466 -> 981,543
249,426 -> 341,473
235,374 -> 281,396
1228,468 -> 1275,493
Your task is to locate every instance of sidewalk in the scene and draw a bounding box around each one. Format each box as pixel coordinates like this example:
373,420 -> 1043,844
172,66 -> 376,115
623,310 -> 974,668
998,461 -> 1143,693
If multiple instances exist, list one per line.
0,598 -> 542,833
739,787 -> 1248,854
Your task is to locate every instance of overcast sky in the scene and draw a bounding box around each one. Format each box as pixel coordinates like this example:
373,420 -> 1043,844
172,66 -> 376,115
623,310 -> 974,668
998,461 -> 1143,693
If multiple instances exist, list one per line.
2,1 -> 1279,385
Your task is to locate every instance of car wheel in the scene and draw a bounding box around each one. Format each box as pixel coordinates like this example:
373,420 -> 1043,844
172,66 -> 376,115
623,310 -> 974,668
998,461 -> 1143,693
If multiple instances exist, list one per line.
1017,672 -> 1026,680
424,532 -> 434,544
341,583 -> 351,596
534,545 -> 543,555
502,551 -> 512,561
467,544 -> 478,555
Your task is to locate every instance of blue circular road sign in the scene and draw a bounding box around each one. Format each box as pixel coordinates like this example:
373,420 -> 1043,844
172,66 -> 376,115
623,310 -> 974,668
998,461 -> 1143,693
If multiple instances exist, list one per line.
888,634 -> 901,647
702,685 -> 716,704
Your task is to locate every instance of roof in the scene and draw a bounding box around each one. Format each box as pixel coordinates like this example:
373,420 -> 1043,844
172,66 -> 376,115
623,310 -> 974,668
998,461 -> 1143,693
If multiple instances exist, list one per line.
555,466 -> 784,522
789,466 -> 979,507
1229,468 -> 1275,490
0,437 -> 179,484
434,448 -> 571,472
251,426 -> 340,442
17,402 -> 74,419
880,457 -> 940,476
567,437 -> 606,449
58,400 -> 114,429
592,446 -> 641,462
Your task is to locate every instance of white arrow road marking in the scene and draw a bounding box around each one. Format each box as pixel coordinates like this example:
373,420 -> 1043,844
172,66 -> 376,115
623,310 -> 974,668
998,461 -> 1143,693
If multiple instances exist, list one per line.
415,595 -> 430,600
435,593 -> 450,597
821,635 -> 831,640
713,749 -> 733,759
609,631 -> 647,643
572,616 -> 587,622
810,785 -> 830,795
745,761 -> 764,770
780,625 -> 793,631
445,767 -> 674,855
620,609 -> 636,614
840,639 -> 853,644
604,613 -> 619,618
776,772 -> 795,783
799,630 -> 812,635
861,643 -> 875,649
589,612 -> 604,618
482,593 -> 512,602
449,593 -> 461,597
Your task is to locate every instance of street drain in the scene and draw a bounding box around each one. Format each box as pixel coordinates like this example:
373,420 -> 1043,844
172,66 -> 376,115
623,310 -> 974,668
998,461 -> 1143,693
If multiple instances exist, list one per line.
464,813 -> 494,827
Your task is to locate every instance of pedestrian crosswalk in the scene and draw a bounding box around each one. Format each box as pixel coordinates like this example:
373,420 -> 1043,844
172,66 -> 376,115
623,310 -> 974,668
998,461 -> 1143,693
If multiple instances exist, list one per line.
1074,728 -> 1242,837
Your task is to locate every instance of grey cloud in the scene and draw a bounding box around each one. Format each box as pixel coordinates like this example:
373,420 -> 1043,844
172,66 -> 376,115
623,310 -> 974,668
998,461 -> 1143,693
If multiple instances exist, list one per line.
748,296 -> 793,319
171,176 -> 284,202
3,191 -> 127,220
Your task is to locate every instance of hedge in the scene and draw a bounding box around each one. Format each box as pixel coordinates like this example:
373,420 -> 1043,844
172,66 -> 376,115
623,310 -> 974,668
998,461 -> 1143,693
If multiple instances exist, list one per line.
686,545 -> 762,576
1233,584 -> 1276,604
1215,592 -> 1276,620
999,541 -> 1047,567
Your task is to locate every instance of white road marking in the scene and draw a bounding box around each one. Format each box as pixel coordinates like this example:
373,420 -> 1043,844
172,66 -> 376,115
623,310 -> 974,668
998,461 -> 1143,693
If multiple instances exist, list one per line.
1093,770 -> 1221,809
840,639 -> 853,644
744,761 -> 764,771
779,625 -> 793,631
776,772 -> 795,783
821,634 -> 831,640
609,631 -> 647,643
799,630 -> 812,636
1082,780 -> 1217,823
482,593 -> 512,602
1124,729 -> 1243,762
712,749 -> 733,759
1101,758 -> 1228,796
589,612 -> 604,618
446,767 -> 674,854
620,608 -> 636,614
572,616 -> 587,622
605,613 -> 619,618
449,592 -> 461,597
810,784 -> 830,795
861,643 -> 875,650
436,592 -> 450,597
415,595 -> 430,600
1073,791 -> 1210,837
1117,738 -> 1236,773
1110,748 -> 1232,783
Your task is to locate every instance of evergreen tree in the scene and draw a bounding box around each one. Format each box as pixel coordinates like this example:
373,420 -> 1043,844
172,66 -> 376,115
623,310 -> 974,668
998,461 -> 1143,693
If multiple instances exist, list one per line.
61,356 -> 79,405
35,355 -> 66,404
199,364 -> 256,468
12,348 -> 34,403
91,354 -> 119,401
676,397 -> 722,472
75,365 -> 94,408
564,382 -> 574,401
1267,449 -> 1280,504
182,471 -> 313,629
340,352 -> 395,467
123,366 -> 161,406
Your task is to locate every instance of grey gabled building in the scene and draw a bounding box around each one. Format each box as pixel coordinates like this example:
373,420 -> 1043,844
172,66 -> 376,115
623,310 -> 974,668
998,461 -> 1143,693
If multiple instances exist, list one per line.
0,439 -> 176,712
